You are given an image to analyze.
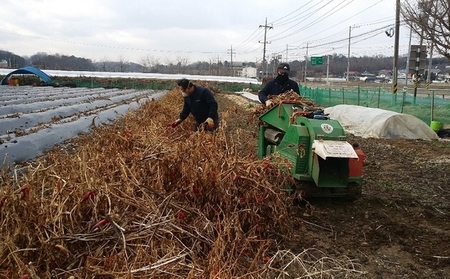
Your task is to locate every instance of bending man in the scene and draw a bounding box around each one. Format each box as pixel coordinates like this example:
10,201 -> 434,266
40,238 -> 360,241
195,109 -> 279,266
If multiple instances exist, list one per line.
170,78 -> 219,131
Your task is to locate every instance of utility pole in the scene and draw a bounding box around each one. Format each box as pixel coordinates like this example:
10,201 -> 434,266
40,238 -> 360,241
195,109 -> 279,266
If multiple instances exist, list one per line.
347,26 -> 351,82
259,17 -> 272,78
427,41 -> 434,84
392,0 -> 400,95
405,27 -> 412,88
227,45 -> 235,77
217,55 -> 220,76
272,53 -> 276,73
286,44 -> 288,62
426,16 -> 437,84
326,55 -> 330,87
402,27 -> 412,113
346,25 -> 359,82
304,42 -> 308,82
413,24 -> 425,99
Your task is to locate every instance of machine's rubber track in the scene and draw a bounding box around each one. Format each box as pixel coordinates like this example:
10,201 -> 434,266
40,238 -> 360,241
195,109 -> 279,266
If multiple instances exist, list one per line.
292,181 -> 362,201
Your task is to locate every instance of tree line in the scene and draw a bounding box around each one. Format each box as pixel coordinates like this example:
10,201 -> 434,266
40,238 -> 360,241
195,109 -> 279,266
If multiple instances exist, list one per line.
0,49 -> 449,79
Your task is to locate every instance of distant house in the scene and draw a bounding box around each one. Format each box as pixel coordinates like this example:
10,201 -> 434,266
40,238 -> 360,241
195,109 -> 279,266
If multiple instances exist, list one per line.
359,71 -> 375,82
378,69 -> 392,77
0,59 -> 8,68
239,66 -> 257,79
344,71 -> 360,80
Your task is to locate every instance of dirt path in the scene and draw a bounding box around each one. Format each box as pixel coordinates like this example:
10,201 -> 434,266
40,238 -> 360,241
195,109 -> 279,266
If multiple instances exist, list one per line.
218,92 -> 450,278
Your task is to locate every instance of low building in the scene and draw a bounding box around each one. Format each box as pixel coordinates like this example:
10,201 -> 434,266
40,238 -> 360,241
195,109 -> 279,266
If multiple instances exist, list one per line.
239,66 -> 257,79
0,59 -> 8,68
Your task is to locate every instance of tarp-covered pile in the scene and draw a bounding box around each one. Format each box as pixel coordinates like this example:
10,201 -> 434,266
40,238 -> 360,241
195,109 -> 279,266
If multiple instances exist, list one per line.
324,104 -> 439,140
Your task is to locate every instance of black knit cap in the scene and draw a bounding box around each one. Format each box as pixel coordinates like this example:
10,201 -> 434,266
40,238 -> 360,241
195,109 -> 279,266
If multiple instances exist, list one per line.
177,78 -> 191,90
277,63 -> 290,74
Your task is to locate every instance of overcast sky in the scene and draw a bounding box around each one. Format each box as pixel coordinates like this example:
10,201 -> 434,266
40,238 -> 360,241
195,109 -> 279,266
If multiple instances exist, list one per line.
0,0 -> 417,64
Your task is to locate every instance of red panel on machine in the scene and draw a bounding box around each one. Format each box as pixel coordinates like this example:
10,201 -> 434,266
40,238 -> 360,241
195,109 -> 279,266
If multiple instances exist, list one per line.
349,144 -> 365,177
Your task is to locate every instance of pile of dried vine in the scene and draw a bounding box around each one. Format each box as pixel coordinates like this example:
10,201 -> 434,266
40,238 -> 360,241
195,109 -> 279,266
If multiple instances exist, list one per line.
0,88 -> 366,278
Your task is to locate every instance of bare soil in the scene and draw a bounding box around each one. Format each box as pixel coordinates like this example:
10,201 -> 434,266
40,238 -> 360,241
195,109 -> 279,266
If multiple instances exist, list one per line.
218,92 -> 450,279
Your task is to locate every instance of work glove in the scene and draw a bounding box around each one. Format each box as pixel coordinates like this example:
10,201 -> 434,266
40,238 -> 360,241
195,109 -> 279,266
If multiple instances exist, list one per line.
204,117 -> 215,129
169,119 -> 182,128
265,100 -> 273,107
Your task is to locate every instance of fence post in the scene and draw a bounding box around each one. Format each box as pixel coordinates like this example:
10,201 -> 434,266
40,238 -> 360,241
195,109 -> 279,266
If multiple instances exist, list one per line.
357,85 -> 360,106
431,90 -> 435,122
328,88 -> 331,105
342,88 -> 345,104
377,87 -> 381,108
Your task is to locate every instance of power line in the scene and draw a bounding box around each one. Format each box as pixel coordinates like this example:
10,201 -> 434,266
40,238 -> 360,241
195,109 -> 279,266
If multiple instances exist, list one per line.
262,0 -> 388,53
234,27 -> 262,50
269,0 -> 335,41
271,0 -> 355,42
270,0 -> 322,27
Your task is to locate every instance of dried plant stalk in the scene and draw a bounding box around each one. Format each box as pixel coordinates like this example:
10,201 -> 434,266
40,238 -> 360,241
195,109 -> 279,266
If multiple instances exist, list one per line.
0,88 -> 365,278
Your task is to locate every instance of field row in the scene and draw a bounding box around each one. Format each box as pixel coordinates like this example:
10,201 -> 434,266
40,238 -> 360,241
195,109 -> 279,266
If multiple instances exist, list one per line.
0,86 -> 165,170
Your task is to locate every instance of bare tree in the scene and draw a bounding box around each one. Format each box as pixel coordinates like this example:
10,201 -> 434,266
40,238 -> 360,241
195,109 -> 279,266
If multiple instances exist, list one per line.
139,57 -> 150,73
98,57 -> 111,72
139,55 -> 160,73
175,56 -> 190,74
401,0 -> 450,59
117,56 -> 129,72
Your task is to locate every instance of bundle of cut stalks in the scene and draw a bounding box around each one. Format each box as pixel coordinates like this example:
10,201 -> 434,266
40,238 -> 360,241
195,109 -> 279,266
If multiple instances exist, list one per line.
0,88 -> 365,278
250,89 -> 320,125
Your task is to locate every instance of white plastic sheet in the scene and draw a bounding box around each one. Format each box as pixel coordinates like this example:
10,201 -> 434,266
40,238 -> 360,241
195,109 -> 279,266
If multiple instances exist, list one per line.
312,140 -> 358,160
324,104 -> 439,140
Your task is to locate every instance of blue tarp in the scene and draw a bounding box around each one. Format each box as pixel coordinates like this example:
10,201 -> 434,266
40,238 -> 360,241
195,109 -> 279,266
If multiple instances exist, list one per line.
0,66 -> 52,85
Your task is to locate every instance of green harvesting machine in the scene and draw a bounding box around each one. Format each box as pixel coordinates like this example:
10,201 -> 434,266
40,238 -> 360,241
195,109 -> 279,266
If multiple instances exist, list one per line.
258,100 -> 364,199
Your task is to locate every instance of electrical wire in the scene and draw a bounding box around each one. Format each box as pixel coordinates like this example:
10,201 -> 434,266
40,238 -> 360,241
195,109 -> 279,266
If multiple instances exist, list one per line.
270,0 -> 355,42
270,0 -> 323,27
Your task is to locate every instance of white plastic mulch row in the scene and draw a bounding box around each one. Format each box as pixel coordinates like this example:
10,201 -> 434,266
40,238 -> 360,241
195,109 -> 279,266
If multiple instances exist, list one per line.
0,86 -> 166,170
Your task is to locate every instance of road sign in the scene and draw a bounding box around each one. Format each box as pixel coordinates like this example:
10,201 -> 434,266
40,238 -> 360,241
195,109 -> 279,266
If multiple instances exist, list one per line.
408,45 -> 426,75
310,56 -> 323,65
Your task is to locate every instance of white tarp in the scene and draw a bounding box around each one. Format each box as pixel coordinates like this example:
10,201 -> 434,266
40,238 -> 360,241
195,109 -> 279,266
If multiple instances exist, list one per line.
324,104 -> 439,140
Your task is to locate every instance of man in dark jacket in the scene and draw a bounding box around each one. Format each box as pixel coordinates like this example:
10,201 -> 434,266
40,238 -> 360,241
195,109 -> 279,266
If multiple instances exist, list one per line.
170,78 -> 219,131
258,62 -> 300,106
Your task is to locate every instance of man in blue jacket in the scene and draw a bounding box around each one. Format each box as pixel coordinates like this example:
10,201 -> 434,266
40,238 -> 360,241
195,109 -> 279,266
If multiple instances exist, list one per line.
170,78 -> 219,131
258,62 -> 300,106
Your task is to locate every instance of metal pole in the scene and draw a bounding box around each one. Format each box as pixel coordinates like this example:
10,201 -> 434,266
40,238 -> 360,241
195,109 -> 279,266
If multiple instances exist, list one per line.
414,19 -> 425,99
262,18 -> 268,78
426,16 -> 437,84
346,26 -> 351,82
427,41 -> 434,84
326,55 -> 330,87
392,0 -> 400,95
405,27 -> 412,88
304,42 -> 308,82
402,27 -> 413,113
272,54 -> 276,73
431,90 -> 435,122
259,18 -> 272,78
230,45 -> 234,77
286,44 -> 288,62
